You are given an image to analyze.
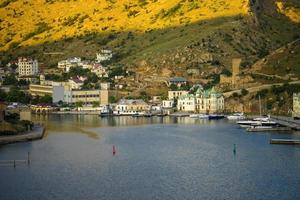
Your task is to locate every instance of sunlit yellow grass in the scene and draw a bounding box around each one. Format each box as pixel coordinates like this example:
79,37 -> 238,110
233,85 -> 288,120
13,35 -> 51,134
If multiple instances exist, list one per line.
276,1 -> 300,23
0,0 -> 250,50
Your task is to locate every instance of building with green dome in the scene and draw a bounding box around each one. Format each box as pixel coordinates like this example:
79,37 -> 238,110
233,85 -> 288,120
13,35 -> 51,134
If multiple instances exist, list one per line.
177,87 -> 224,114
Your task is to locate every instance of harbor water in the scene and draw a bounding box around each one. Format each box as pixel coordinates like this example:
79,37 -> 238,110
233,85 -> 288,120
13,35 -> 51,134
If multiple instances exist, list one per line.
0,115 -> 300,200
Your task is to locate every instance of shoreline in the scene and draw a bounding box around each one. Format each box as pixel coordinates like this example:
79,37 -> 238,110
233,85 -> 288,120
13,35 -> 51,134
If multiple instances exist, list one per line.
0,125 -> 45,145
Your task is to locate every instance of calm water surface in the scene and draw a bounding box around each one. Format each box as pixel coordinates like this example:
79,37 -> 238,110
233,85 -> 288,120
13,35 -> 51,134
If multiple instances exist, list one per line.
0,115 -> 300,200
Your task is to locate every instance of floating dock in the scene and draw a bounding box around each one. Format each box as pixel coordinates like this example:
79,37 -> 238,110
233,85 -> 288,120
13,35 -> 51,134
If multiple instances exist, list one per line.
270,117 -> 300,130
270,139 -> 300,145
247,127 -> 292,132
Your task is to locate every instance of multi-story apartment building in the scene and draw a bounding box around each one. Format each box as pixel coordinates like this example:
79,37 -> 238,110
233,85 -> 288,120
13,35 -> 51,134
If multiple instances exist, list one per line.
17,57 -> 39,76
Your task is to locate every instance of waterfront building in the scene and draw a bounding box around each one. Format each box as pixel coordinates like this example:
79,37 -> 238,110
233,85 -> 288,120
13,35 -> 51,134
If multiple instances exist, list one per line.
162,100 -> 174,108
168,90 -> 189,100
176,87 -> 224,114
29,84 -> 54,97
177,94 -> 196,112
64,89 -> 102,105
17,57 -> 39,77
115,99 -> 150,113
195,87 -> 224,114
30,77 -> 109,105
293,93 -> 300,118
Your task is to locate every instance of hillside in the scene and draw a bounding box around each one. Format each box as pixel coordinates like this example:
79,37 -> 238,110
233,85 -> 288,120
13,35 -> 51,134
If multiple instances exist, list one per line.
0,0 -> 300,92
0,0 -> 249,50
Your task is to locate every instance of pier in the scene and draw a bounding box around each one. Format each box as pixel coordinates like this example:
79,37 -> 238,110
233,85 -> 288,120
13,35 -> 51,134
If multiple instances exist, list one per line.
270,116 -> 300,131
270,139 -> 300,145
0,125 -> 45,145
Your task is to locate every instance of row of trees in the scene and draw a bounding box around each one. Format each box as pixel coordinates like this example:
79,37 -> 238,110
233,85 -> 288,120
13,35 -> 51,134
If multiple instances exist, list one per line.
0,87 -> 52,104
2,74 -> 29,86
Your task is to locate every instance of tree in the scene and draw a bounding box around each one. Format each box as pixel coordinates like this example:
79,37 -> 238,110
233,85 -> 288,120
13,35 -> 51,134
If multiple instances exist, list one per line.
232,92 -> 239,98
18,79 -> 29,86
92,101 -> 99,107
75,101 -> 83,107
40,95 -> 52,104
3,74 -> 18,85
6,87 -> 31,103
109,96 -> 117,103
0,89 -> 7,101
170,84 -> 178,91
241,89 -> 249,96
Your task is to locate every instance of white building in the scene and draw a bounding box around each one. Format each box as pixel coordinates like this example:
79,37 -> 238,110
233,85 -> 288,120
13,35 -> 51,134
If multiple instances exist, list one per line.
162,100 -> 174,108
176,87 -> 224,114
114,99 -> 150,115
168,90 -> 189,100
17,57 -> 39,76
91,64 -> 108,78
58,57 -> 81,72
96,50 -> 113,63
64,89 -> 101,105
68,76 -> 86,89
177,94 -> 196,112
293,93 -> 300,118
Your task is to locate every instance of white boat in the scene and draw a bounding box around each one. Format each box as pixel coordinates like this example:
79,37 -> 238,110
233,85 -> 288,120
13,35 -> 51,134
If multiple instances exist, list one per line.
226,113 -> 245,120
199,114 -> 209,119
237,119 -> 277,128
189,114 -> 209,119
113,110 -> 144,116
189,114 -> 199,118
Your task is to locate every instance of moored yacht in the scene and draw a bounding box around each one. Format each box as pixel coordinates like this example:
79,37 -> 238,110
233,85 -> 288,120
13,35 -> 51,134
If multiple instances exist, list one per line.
226,113 -> 245,120
237,118 -> 277,128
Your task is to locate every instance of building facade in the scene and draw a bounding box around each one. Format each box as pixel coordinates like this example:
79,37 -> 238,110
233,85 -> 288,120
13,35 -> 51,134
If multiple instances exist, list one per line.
177,88 -> 224,114
17,57 -> 39,76
115,99 -> 150,113
96,50 -> 113,63
162,100 -> 174,108
177,94 -> 196,112
168,90 -> 189,100
293,93 -> 300,118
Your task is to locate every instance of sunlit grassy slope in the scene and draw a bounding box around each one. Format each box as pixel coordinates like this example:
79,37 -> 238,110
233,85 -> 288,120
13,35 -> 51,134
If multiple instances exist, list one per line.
0,0 -> 250,50
276,1 -> 300,23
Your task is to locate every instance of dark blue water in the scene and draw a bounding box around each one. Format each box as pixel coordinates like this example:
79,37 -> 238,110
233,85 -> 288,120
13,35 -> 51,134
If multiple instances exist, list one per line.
0,115 -> 300,200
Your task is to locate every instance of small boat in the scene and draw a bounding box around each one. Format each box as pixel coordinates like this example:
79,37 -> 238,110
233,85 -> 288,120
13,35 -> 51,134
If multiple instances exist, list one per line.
189,114 -> 199,118
237,119 -> 278,128
208,114 -> 225,120
143,113 -> 153,117
189,114 -> 209,119
156,113 -> 167,117
132,112 -> 146,117
99,105 -> 112,117
199,114 -> 209,119
226,113 -> 245,120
